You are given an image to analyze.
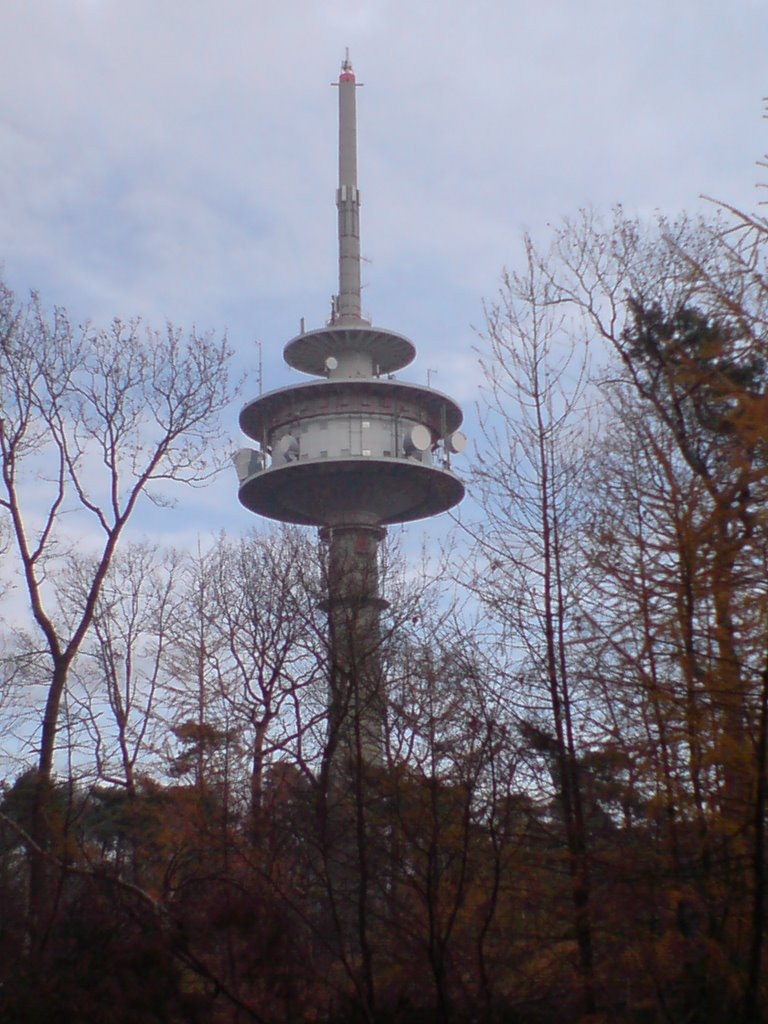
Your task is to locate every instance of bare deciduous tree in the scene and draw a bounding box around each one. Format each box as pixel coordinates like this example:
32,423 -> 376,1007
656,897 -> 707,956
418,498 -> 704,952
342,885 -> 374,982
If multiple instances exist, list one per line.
64,543 -> 183,795
0,281 -> 233,938
470,241 -> 598,1015
523,207 -> 768,1022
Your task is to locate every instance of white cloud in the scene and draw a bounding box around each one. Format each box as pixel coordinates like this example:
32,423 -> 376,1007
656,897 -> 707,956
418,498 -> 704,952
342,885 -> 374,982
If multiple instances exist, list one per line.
1,0 -> 767,542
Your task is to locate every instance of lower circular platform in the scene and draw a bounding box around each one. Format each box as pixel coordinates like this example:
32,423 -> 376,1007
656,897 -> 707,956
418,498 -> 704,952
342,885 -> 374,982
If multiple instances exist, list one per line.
238,457 -> 464,527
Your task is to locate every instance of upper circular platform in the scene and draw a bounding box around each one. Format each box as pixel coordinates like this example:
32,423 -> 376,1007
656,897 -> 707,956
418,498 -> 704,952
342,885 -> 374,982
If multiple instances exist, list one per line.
284,324 -> 416,376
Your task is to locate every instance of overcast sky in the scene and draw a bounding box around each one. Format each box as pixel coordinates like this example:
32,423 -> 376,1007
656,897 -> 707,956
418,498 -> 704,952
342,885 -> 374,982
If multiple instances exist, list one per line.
2,0 -> 767,541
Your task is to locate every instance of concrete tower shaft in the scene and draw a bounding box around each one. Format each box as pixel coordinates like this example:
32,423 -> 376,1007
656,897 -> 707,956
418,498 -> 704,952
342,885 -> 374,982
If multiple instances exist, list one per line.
320,523 -> 388,767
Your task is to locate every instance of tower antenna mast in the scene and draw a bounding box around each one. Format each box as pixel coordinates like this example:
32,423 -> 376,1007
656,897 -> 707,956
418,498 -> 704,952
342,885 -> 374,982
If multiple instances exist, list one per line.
332,49 -> 365,324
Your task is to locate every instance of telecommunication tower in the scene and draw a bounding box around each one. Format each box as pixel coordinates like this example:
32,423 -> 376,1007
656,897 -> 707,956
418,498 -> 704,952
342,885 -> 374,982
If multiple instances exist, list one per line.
235,53 -> 466,767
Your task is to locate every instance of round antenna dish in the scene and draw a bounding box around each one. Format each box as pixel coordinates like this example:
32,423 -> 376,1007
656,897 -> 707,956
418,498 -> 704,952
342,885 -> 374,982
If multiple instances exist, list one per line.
408,424 -> 432,452
325,356 -> 338,372
233,448 -> 259,484
446,430 -> 467,455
